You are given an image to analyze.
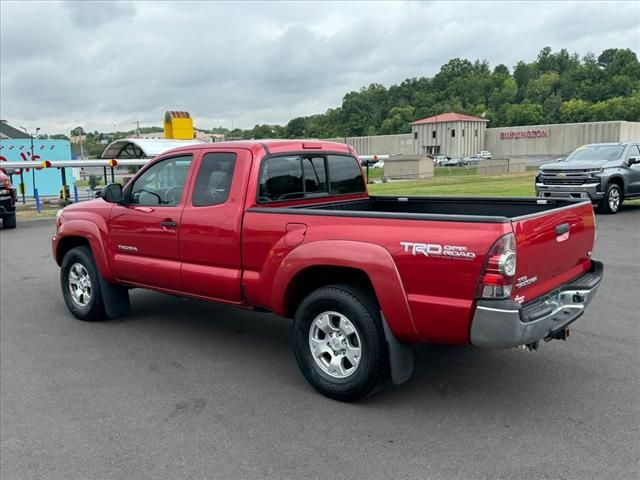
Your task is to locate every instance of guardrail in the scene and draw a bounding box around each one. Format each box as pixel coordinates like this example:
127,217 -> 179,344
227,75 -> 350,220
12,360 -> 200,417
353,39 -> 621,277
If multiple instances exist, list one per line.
0,159 -> 151,212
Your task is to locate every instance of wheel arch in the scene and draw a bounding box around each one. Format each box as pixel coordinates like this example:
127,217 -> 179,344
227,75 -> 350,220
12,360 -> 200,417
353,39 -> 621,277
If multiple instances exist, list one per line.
272,240 -> 420,343
55,219 -> 113,280
284,265 -> 375,319
608,176 -> 625,198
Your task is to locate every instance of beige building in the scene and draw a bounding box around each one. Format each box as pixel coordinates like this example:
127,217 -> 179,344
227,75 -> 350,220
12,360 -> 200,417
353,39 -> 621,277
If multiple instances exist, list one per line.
410,112 -> 488,158
327,133 -> 414,156
485,120 -> 640,157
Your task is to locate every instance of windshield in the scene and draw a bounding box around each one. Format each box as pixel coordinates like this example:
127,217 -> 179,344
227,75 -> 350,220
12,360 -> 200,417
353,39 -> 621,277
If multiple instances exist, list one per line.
565,145 -> 624,162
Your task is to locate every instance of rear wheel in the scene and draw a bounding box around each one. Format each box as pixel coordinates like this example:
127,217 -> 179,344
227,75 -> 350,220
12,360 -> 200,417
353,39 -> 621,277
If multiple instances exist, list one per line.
60,246 -> 106,321
599,184 -> 622,214
2,213 -> 16,229
293,284 -> 387,402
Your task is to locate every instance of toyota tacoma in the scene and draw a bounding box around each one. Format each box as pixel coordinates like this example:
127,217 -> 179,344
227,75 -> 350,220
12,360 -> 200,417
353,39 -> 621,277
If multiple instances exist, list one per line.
53,140 -> 603,401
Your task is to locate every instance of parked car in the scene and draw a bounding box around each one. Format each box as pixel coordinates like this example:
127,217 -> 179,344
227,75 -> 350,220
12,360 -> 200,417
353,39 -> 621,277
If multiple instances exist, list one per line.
53,140 -> 603,401
479,150 -> 492,159
443,158 -> 464,167
535,142 -> 640,214
432,155 -> 449,166
462,155 -> 481,165
0,170 -> 17,229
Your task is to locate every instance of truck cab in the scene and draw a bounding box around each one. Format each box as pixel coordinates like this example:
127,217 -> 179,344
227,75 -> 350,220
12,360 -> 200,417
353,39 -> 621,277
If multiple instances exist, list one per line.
536,142 -> 640,214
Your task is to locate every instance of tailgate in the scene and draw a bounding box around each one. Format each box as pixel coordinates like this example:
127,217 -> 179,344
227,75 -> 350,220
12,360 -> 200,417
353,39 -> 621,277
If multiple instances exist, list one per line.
511,201 -> 596,303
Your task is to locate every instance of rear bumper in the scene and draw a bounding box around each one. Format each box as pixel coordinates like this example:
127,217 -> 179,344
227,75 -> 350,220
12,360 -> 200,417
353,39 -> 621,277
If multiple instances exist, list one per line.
535,183 -> 604,202
470,260 -> 603,348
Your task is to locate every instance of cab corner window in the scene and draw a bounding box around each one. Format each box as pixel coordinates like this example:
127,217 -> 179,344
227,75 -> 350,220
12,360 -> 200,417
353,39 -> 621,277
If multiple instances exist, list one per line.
128,155 -> 192,206
258,156 -> 304,202
192,152 -> 237,206
327,155 -> 365,194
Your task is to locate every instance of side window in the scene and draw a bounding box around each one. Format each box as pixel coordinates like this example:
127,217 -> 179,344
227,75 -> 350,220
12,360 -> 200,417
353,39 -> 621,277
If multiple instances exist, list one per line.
259,156 -> 304,201
192,152 -> 237,206
327,155 -> 366,194
625,145 -> 640,160
302,157 -> 328,195
129,155 -> 192,206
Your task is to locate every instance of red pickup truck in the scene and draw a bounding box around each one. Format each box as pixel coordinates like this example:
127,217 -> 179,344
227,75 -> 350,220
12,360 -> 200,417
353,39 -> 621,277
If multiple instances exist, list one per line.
52,140 -> 603,401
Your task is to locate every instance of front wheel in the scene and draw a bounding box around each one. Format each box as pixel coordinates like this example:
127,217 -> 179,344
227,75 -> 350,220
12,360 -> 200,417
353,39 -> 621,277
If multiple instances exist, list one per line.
60,246 -> 106,321
293,284 -> 387,402
599,184 -> 623,214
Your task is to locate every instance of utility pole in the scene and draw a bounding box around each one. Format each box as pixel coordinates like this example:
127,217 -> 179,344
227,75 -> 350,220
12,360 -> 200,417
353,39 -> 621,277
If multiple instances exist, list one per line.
133,121 -> 141,138
19,125 -> 41,210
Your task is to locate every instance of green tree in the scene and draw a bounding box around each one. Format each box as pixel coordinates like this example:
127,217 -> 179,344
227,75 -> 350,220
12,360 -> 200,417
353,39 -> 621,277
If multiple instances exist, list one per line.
559,99 -> 591,123
505,103 -> 544,125
379,106 -> 415,134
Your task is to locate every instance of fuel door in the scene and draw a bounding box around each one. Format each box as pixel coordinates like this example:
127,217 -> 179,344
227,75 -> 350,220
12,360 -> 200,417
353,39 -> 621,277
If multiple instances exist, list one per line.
285,223 -> 307,247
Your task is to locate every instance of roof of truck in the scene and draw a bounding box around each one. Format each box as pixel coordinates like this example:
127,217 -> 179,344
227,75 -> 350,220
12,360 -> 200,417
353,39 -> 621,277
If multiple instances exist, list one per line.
156,139 -> 354,156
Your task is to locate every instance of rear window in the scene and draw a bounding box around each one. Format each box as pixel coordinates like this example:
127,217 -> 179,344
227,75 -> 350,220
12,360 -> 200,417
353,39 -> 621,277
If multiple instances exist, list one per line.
258,154 -> 363,202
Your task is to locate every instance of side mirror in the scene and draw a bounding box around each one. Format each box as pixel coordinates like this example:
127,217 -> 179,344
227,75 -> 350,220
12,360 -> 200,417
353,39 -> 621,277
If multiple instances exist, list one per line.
102,183 -> 123,203
628,156 -> 639,165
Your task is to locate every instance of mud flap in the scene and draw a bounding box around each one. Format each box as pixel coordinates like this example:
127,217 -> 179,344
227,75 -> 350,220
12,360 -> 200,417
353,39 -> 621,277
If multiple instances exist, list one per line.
99,277 -> 131,318
381,312 -> 414,385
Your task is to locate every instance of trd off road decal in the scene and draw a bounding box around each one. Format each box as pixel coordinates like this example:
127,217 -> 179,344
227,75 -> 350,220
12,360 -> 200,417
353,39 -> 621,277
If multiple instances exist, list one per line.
516,275 -> 538,289
400,242 -> 476,260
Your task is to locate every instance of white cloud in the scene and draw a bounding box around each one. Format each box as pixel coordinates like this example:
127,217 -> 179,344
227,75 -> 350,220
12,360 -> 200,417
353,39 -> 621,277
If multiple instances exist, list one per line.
0,0 -> 637,134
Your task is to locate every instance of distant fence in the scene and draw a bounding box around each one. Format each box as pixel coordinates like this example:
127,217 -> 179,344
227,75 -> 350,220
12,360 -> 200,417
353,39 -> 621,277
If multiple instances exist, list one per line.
1,159 -> 150,212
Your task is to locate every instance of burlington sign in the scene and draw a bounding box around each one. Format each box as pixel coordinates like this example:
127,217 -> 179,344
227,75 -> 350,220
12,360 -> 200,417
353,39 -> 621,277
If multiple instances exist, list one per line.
499,129 -> 550,140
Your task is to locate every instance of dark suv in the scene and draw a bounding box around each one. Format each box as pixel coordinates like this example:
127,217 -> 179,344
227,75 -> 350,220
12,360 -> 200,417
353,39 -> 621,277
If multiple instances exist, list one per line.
0,173 -> 17,228
535,142 -> 640,214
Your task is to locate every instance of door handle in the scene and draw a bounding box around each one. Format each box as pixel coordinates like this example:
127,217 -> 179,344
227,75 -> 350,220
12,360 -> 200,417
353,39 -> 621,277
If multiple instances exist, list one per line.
160,220 -> 177,228
555,223 -> 570,235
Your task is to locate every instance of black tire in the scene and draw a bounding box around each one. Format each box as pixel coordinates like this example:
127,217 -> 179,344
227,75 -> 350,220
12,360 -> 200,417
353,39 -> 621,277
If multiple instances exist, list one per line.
60,246 -> 106,321
598,183 -> 623,214
2,213 -> 16,229
293,284 -> 387,402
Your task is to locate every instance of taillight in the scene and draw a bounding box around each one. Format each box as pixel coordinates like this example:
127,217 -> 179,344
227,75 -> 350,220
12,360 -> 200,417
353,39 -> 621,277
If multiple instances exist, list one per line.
476,232 -> 517,299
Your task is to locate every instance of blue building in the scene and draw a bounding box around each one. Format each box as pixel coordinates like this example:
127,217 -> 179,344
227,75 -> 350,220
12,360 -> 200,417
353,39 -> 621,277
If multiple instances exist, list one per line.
0,139 -> 75,197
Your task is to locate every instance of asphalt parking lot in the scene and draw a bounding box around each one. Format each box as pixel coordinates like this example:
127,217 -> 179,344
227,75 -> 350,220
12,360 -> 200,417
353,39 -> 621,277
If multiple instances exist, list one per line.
1,206 -> 639,479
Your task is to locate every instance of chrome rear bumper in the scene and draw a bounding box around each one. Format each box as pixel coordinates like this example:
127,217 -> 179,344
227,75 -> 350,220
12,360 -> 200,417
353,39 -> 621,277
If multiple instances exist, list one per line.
470,261 -> 603,348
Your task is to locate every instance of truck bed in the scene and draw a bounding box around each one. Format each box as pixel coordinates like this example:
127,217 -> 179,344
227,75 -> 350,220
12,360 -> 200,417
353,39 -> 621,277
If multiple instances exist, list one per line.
259,196 -> 589,223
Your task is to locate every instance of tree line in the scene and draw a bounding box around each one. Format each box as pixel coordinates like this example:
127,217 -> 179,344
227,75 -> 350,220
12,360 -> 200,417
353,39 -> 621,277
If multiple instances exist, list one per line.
39,46 -> 639,154
225,47 -> 640,139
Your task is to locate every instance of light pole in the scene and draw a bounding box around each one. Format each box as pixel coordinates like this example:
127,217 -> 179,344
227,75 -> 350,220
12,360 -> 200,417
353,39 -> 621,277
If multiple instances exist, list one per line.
19,126 -> 41,211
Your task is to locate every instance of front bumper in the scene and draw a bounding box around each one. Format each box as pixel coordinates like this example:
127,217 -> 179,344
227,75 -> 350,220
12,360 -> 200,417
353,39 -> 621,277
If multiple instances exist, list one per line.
535,182 -> 604,202
470,260 -> 603,348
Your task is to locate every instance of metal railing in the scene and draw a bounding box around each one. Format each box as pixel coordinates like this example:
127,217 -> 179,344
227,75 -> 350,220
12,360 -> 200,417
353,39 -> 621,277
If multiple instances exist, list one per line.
1,159 -> 151,212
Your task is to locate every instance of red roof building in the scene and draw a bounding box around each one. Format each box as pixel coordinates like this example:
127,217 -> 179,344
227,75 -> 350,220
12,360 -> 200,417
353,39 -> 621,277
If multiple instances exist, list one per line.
410,112 -> 489,158
411,112 -> 488,125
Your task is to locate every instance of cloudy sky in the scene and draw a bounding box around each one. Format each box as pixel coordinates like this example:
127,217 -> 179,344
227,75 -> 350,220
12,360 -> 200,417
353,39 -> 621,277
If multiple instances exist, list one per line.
1,1 -> 638,134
